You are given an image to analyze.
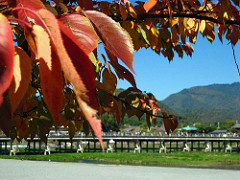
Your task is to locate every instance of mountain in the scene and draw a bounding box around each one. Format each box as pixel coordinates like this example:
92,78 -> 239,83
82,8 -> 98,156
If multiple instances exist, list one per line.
162,82 -> 240,123
115,83 -> 240,124
162,82 -> 240,111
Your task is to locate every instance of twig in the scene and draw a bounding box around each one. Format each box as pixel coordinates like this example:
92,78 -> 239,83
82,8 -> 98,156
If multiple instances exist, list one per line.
231,42 -> 240,76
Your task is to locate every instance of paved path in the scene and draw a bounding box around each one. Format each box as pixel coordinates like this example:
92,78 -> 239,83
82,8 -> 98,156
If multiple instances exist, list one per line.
0,159 -> 239,180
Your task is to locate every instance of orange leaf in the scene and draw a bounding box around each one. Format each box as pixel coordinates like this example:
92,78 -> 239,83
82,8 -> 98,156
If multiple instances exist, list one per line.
32,22 -> 63,125
171,25 -> 179,44
76,96 -> 104,150
58,13 -> 99,54
119,2 -> 128,20
8,46 -> 32,115
143,0 -> 158,13
148,99 -> 161,124
0,13 -> 15,105
162,111 -> 178,135
32,25 -> 51,68
86,10 -> 135,74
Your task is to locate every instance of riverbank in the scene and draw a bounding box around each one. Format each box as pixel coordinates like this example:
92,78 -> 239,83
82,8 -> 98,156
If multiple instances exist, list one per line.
1,151 -> 240,169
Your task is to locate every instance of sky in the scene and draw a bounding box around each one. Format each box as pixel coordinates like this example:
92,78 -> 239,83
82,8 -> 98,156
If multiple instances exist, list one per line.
115,37 -> 240,101
100,1 -> 240,101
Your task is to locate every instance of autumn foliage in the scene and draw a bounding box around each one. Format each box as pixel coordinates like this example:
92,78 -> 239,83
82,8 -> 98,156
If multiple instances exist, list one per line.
0,0 -> 239,148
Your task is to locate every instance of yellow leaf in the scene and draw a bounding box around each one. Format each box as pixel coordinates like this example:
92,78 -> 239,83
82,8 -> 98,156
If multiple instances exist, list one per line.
32,25 -> 51,69
149,25 -> 159,50
199,20 -> 206,34
8,47 -> 32,115
178,19 -> 186,43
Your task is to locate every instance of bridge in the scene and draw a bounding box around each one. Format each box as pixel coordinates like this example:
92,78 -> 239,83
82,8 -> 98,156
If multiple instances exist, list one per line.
1,134 -> 240,155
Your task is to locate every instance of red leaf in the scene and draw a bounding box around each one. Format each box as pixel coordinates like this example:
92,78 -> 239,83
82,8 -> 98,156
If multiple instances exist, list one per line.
40,50 -> 64,125
57,26 -> 102,142
58,21 -> 97,108
86,10 -> 135,74
143,0 -> 158,13
10,0 -> 45,24
36,9 -> 102,146
76,0 -> 93,10
76,96 -> 104,150
104,37 -> 136,87
57,13 -> 98,54
0,96 -> 13,136
0,14 -> 15,105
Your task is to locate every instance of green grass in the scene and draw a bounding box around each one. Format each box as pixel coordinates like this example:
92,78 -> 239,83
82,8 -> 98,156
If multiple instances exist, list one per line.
1,151 -> 240,169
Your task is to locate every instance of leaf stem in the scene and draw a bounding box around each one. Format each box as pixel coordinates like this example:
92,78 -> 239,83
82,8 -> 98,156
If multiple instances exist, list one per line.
11,7 -> 52,36
8,18 -> 31,29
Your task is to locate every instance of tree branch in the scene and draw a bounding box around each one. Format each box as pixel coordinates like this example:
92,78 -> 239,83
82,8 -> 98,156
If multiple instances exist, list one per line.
115,13 -> 240,26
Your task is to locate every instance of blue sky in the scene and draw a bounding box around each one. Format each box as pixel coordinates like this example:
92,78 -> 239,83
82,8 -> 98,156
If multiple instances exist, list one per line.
100,1 -> 240,101
116,37 -> 240,101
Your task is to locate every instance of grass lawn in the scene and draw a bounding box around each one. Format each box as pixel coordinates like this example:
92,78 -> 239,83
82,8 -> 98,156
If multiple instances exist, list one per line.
0,151 -> 240,169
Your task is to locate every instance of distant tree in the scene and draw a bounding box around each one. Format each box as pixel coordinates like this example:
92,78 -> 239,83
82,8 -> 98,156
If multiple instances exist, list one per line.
101,114 -> 119,132
0,0 -> 239,148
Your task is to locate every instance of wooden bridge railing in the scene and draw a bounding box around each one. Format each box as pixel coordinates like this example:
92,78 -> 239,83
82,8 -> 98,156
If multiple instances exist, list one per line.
0,136 -> 240,155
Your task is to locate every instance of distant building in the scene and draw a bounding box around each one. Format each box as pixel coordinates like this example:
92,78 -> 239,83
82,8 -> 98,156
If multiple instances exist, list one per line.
211,130 -> 229,134
231,120 -> 240,131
